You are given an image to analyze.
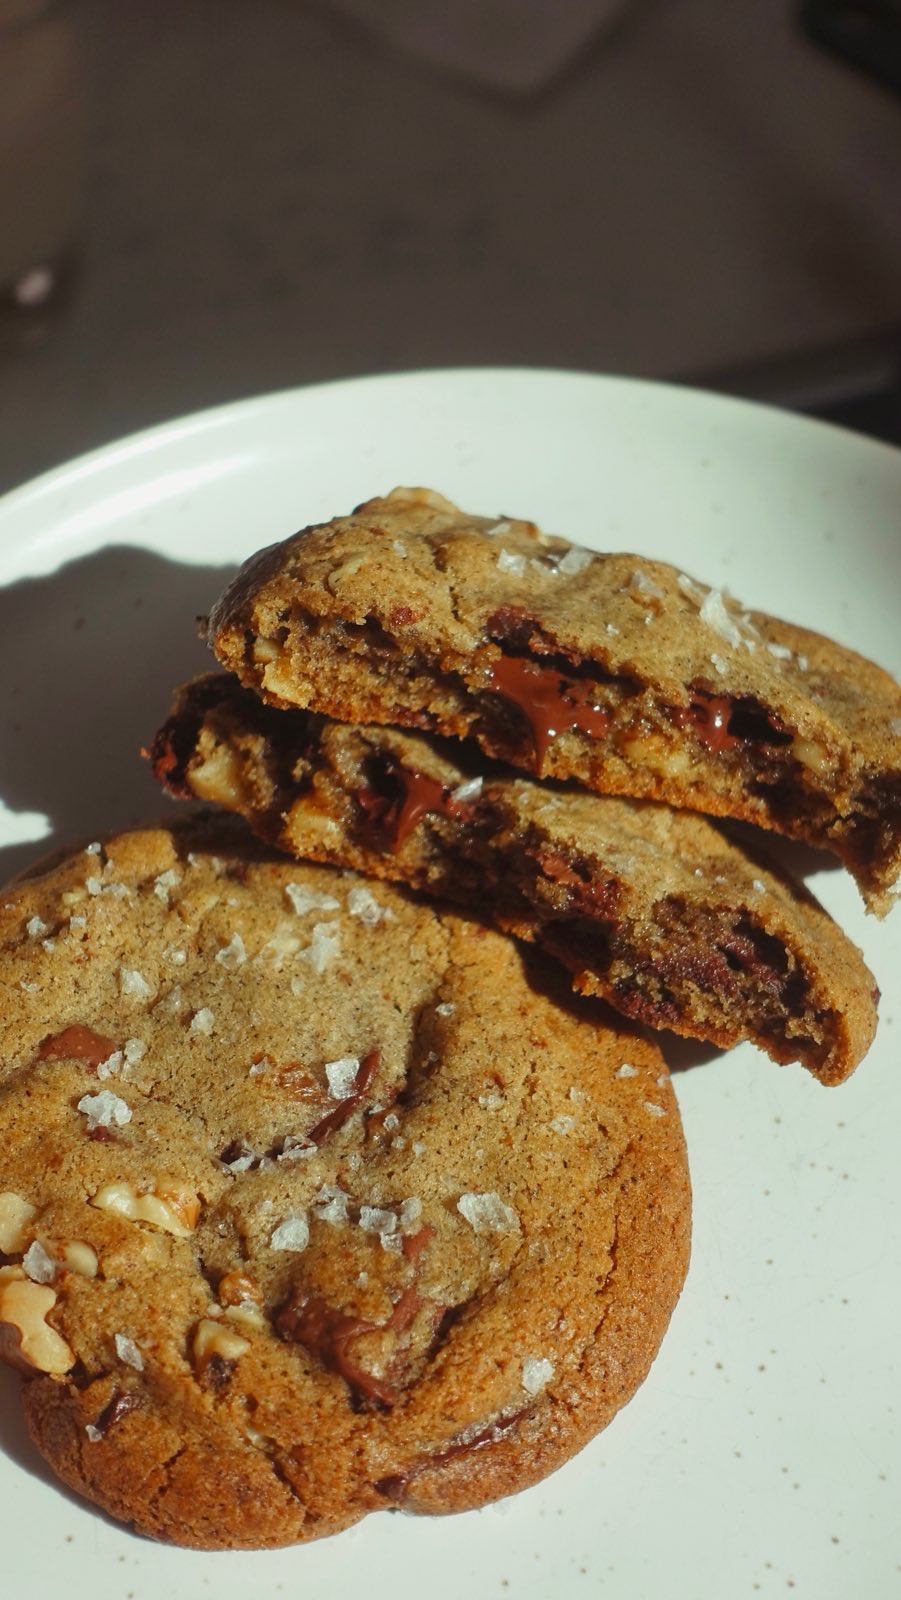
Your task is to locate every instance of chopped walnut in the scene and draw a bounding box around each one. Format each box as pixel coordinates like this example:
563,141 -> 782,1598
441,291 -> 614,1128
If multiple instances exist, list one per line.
91,1180 -> 199,1236
0,1192 -> 38,1254
0,1266 -> 75,1374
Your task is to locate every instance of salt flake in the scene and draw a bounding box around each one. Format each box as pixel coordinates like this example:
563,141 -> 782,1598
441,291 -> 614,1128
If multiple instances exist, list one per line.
23,1241 -> 56,1284
215,932 -> 247,969
497,548 -> 527,577
557,545 -> 593,577
270,1215 -> 310,1252
457,1191 -> 519,1235
325,1056 -> 360,1099
522,1356 -> 554,1395
347,886 -> 392,927
285,883 -> 340,916
77,1090 -> 132,1131
115,1333 -> 144,1371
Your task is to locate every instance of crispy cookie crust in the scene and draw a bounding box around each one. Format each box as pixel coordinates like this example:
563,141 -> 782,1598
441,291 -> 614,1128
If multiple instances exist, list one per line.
152,674 -> 878,1086
207,488 -> 901,913
0,820 -> 689,1549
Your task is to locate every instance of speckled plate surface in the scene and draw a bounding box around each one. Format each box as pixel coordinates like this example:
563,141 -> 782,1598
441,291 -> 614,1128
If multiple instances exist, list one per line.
0,368 -> 898,1598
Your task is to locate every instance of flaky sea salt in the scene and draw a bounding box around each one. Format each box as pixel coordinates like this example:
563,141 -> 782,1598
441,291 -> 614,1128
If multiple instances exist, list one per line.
393,539 -> 408,558
644,1101 -> 666,1118
557,545 -> 593,577
77,1090 -> 132,1131
115,1333 -> 144,1371
215,932 -> 247,968
119,967 -> 151,1001
522,1356 -> 554,1395
435,1002 -> 456,1018
26,915 -> 48,939
86,876 -> 102,896
766,641 -> 793,662
549,1115 -> 576,1135
890,718 -> 901,737
299,921 -> 341,975
347,886 -> 392,927
497,548 -> 527,577
124,1038 -> 147,1068
399,1197 -> 422,1232
189,1007 -> 215,1036
616,1062 -> 639,1079
325,1056 -> 360,1099
359,1206 -> 397,1246
457,1191 -> 519,1235
312,1185 -> 349,1225
96,1050 -> 124,1081
153,868 -> 181,904
450,777 -> 483,804
677,573 -> 706,606
628,568 -> 664,600
270,1215 -> 310,1252
23,1241 -> 56,1284
285,883 -> 340,916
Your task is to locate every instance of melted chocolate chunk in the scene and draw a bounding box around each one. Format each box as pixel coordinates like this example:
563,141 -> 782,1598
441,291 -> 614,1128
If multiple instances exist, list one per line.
307,1047 -> 381,1145
485,655 -> 612,768
356,753 -> 477,851
92,1388 -> 144,1438
276,1295 -> 397,1409
674,686 -> 792,755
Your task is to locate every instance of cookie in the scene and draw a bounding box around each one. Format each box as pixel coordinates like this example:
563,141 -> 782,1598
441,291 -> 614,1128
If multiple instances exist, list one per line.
152,674 -> 879,1086
0,819 -> 690,1549
206,487 -> 901,914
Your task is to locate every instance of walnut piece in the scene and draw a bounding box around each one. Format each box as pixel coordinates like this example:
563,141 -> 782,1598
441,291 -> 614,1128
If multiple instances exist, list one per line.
192,1317 -> 251,1376
0,1192 -> 37,1254
0,1265 -> 75,1374
91,1180 -> 199,1237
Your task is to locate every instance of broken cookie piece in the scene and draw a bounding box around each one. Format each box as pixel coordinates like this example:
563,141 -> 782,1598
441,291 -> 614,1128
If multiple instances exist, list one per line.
205,488 -> 901,914
152,675 -> 878,1085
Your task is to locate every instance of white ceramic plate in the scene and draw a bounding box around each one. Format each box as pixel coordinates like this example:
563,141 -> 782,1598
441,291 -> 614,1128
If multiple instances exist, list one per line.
0,369 -> 898,1599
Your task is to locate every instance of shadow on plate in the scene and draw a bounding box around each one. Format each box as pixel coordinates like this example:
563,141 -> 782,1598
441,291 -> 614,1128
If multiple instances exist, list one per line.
0,547 -> 236,883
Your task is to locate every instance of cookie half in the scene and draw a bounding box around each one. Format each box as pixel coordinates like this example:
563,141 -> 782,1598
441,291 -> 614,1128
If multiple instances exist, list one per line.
0,820 -> 689,1549
152,675 -> 878,1086
206,488 -> 901,914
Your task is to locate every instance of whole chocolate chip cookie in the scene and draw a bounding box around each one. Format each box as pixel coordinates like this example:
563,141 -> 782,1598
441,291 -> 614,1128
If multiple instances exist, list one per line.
0,819 -> 690,1549
152,674 -> 879,1086
206,488 -> 901,914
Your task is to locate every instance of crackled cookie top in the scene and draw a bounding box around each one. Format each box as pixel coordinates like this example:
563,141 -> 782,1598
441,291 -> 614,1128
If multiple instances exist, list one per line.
207,487 -> 901,912
0,820 -> 690,1549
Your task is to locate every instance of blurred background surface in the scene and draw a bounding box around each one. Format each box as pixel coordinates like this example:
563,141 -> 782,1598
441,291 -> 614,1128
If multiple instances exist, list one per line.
1,0 -> 900,496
